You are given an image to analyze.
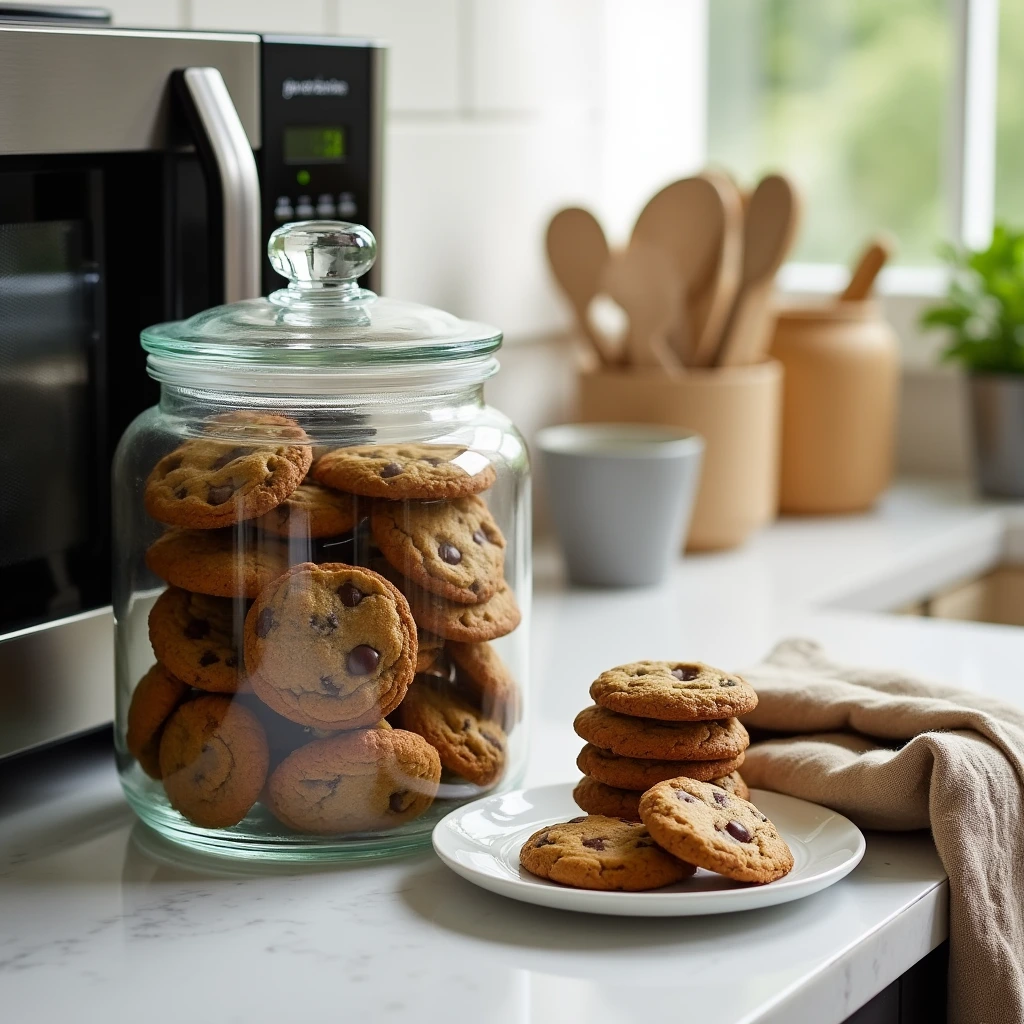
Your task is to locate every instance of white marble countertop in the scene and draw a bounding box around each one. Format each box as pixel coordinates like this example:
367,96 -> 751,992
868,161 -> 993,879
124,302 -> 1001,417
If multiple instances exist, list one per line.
4,480 -> 1023,1024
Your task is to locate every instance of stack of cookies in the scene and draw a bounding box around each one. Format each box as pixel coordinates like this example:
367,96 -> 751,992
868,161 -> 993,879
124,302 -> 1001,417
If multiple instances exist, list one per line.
571,661 -> 757,820
520,658 -> 793,892
126,411 -> 521,837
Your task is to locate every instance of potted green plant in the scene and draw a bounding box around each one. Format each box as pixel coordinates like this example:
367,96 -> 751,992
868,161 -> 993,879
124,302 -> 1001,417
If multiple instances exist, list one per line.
921,224 -> 1024,497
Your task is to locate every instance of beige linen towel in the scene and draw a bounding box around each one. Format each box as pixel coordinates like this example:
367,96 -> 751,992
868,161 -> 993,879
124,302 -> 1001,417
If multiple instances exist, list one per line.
741,638 -> 1024,1024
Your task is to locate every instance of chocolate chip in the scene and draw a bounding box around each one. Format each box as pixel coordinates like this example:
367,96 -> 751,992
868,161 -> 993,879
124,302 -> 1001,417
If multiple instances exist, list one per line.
346,645 -> 379,675
255,608 -> 276,638
438,542 -> 462,565
206,483 -> 235,505
211,446 -> 250,471
309,611 -> 339,636
569,816 -> 587,823
675,789 -> 697,803
671,666 -> 700,681
379,462 -> 403,478
534,832 -> 555,847
184,617 -> 210,640
581,837 -> 607,850
421,457 -> 444,466
472,529 -> 487,545
713,790 -> 729,806
198,650 -> 219,667
337,582 -> 364,607
389,790 -> 414,813
462,717 -> 473,730
319,675 -> 340,696
174,487 -> 188,499
725,820 -> 753,843
720,679 -> 738,687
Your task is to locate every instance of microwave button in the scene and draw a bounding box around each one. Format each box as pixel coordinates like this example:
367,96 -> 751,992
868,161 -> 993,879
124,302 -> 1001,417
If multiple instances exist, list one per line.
316,193 -> 337,218
338,192 -> 357,218
274,196 -> 295,222
295,195 -> 315,218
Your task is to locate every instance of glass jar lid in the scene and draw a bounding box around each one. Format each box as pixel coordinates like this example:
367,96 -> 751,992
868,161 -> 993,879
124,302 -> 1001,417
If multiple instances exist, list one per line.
141,222 -> 502,368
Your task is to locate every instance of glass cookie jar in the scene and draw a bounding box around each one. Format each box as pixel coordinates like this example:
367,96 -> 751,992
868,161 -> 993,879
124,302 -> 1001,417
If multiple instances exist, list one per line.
112,222 -> 530,860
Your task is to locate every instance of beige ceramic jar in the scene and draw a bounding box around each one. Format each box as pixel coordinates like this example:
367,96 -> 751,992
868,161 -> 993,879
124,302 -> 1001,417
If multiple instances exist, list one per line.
771,300 -> 899,514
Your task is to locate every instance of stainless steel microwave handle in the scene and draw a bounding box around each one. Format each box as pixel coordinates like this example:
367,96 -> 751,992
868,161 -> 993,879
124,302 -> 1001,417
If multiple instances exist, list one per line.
173,67 -> 261,302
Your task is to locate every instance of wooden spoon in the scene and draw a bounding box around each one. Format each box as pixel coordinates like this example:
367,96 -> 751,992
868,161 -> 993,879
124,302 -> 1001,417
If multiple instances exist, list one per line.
601,242 -> 684,376
839,234 -> 894,301
687,169 -> 744,366
715,174 -> 801,367
631,176 -> 736,365
545,207 -> 615,366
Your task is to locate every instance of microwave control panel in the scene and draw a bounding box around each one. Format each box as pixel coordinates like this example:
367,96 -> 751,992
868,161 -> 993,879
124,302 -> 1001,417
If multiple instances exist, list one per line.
260,37 -> 383,293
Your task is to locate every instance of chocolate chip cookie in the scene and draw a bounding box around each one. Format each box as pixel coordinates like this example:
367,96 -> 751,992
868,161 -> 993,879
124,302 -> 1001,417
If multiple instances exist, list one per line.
158,695 -> 269,829
415,629 -> 445,672
572,777 -> 643,820
145,529 -> 290,598
520,816 -> 694,891
448,639 -> 521,727
573,706 -> 748,761
576,743 -> 744,790
713,771 -> 750,801
264,727 -> 441,834
125,663 -> 190,778
313,444 -> 496,501
244,562 -> 416,730
394,574 -> 521,643
148,587 -> 244,693
639,777 -> 793,884
590,661 -> 758,722
397,681 -> 507,787
371,495 -> 505,604
254,481 -> 362,539
145,417 -> 312,529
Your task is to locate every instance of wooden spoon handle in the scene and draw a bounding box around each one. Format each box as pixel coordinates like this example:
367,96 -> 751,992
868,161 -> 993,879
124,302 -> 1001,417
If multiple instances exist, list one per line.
839,235 -> 893,302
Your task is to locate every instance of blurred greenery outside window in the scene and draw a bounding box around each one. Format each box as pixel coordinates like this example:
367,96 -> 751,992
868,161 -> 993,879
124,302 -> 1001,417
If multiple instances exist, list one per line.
707,0 -> 1017,284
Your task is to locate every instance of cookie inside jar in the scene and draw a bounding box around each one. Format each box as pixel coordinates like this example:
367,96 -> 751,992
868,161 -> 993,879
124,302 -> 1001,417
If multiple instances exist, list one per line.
113,222 -> 529,860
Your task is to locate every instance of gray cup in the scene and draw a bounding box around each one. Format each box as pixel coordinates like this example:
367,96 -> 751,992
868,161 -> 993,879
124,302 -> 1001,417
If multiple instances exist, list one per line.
536,423 -> 704,587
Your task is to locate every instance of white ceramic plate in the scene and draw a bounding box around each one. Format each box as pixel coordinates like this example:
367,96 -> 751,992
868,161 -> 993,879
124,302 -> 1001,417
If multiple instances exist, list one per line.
432,782 -> 865,917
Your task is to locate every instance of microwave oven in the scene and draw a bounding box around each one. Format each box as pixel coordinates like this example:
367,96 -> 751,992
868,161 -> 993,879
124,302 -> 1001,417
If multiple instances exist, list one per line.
0,14 -> 384,758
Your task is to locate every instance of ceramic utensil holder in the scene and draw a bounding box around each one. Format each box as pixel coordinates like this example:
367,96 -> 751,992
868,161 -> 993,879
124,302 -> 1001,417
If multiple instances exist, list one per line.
577,361 -> 782,550
770,301 -> 899,514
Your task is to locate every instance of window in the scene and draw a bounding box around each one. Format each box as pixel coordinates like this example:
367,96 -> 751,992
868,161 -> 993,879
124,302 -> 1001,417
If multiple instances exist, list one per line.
707,0 -> 1008,283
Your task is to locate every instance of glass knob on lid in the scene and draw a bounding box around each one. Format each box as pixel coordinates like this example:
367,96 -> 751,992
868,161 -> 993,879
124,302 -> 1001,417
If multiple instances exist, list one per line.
268,220 -> 377,306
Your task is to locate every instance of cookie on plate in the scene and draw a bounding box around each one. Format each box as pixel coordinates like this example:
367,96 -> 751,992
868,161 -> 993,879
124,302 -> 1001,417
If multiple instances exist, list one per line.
254,481 -> 362,539
573,705 -> 748,761
520,815 -> 694,892
148,587 -> 244,693
639,776 -> 794,884
145,417 -> 312,529
394,574 -> 521,643
145,529 -> 290,599
713,771 -> 750,801
371,495 -> 506,604
576,743 -> 744,790
158,694 -> 269,828
313,444 -> 496,501
572,777 -> 643,821
264,727 -> 441,834
244,562 -> 416,730
590,661 -> 758,722
448,639 -> 520,727
125,663 -> 190,778
397,681 -> 506,787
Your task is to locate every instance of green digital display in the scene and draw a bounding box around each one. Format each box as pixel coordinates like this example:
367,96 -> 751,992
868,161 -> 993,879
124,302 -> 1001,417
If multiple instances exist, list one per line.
283,125 -> 347,164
